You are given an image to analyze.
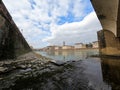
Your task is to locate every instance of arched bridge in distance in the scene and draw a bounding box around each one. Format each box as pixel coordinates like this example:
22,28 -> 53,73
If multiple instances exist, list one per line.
0,0 -> 120,60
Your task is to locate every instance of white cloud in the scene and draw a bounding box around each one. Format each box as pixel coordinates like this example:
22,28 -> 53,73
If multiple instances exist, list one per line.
2,0 -> 101,48
43,12 -> 102,46
3,0 -> 50,48
72,0 -> 87,17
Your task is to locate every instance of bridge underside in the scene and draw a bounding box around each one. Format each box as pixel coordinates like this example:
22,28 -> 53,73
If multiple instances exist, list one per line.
0,1 -> 31,60
91,0 -> 120,56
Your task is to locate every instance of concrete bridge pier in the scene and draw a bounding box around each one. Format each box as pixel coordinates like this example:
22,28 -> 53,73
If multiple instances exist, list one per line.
98,30 -> 120,56
91,0 -> 120,56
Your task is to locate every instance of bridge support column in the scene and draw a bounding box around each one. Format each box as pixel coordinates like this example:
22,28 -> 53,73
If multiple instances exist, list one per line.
98,30 -> 120,56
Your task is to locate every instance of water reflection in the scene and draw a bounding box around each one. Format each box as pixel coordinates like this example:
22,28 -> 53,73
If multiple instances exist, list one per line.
36,50 -> 120,90
37,49 -> 99,61
101,58 -> 120,90
1,50 -> 120,90
80,58 -> 107,90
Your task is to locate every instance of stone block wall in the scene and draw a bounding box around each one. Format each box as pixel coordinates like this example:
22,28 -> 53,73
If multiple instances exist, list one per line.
0,1 -> 31,60
98,30 -> 120,56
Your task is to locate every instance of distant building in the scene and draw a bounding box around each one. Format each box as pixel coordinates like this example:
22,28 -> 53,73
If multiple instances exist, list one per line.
63,41 -> 65,46
55,46 -> 62,50
45,46 -> 62,51
92,41 -> 99,48
62,45 -> 74,50
42,47 -> 48,51
47,46 -> 55,51
86,43 -> 93,48
74,43 -> 86,49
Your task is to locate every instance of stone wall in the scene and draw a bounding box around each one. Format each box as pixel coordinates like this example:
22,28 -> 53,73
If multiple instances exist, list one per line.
0,1 -> 31,60
98,30 -> 120,56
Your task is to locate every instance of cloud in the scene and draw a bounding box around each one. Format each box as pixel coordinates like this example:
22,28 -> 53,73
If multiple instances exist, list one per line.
43,12 -> 102,46
3,0 -> 50,48
2,0 -> 100,48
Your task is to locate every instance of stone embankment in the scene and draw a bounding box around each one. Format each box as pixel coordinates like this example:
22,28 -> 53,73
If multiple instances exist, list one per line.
0,52 -> 72,89
0,52 -> 52,74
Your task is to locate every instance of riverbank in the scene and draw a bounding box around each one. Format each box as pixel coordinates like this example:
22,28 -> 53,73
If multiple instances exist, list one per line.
0,52 -> 81,90
0,51 -> 62,89
0,52 -> 52,74
0,50 -> 120,90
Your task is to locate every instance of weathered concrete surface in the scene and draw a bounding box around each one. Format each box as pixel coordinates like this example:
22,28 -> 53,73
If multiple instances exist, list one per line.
91,0 -> 119,37
91,0 -> 120,56
0,1 -> 31,60
98,30 -> 120,56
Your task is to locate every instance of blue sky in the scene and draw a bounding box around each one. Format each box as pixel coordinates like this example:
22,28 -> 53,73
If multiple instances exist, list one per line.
3,0 -> 102,48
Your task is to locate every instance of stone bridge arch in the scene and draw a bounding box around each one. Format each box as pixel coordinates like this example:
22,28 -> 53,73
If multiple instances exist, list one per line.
91,0 -> 120,37
91,0 -> 120,56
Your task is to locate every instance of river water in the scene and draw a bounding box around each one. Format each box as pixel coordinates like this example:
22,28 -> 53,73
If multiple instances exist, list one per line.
36,49 -> 120,90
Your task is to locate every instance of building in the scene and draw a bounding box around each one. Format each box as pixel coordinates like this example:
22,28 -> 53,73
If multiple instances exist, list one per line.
47,46 -> 55,51
62,45 -> 74,50
92,41 -> 99,48
44,46 -> 62,51
63,41 -> 65,46
86,43 -> 93,48
55,46 -> 62,50
74,43 -> 86,49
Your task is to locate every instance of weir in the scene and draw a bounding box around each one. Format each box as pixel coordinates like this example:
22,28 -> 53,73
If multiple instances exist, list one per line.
91,0 -> 120,56
0,0 -> 31,60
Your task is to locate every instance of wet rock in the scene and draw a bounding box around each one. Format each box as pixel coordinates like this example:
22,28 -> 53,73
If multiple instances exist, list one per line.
12,66 -> 16,69
18,65 -> 26,69
53,76 -> 60,81
0,78 -> 3,80
16,75 -> 23,77
0,67 -> 8,73
50,60 -> 66,66
24,72 -> 29,75
41,62 -> 44,65
27,64 -> 32,68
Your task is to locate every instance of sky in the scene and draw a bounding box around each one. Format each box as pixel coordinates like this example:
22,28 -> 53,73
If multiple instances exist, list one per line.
3,0 -> 102,48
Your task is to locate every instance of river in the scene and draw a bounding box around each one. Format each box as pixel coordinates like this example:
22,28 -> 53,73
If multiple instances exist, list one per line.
36,49 -> 120,90
1,49 -> 120,90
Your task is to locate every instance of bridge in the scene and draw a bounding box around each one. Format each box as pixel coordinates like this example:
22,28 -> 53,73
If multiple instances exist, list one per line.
91,0 -> 120,56
0,0 -> 120,60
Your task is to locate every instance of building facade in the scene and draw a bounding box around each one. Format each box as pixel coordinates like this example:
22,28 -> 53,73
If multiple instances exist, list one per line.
92,41 -> 99,48
74,43 -> 86,49
62,45 -> 74,50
